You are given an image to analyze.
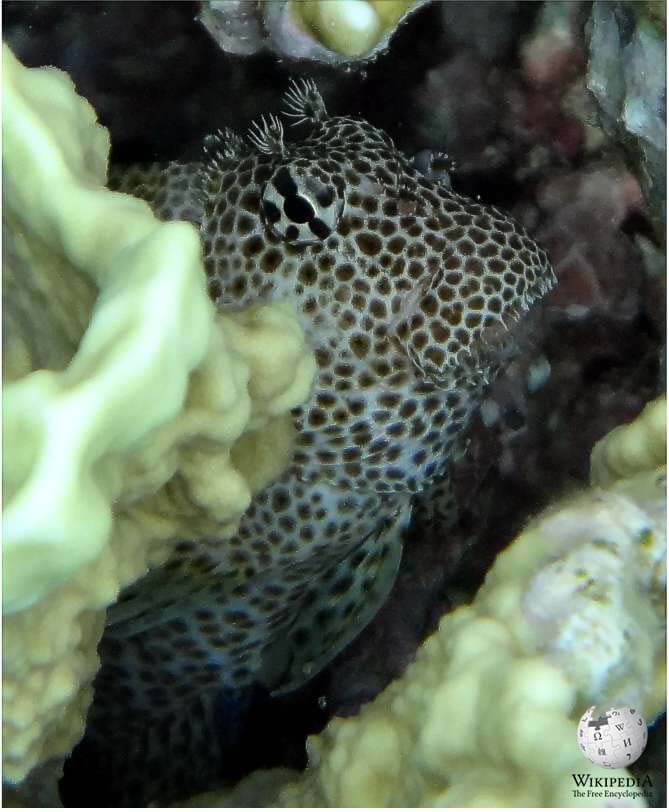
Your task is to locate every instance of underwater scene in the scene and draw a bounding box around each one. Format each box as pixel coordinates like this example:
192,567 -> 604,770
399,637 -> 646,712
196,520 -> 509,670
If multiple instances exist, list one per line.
2,0 -> 666,807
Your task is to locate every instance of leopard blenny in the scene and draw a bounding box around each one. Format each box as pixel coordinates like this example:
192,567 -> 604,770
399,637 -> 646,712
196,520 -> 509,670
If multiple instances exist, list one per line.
89,80 -> 555,801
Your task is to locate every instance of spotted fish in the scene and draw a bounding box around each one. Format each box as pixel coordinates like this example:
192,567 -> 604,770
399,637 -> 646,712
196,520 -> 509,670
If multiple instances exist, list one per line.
88,79 -> 555,802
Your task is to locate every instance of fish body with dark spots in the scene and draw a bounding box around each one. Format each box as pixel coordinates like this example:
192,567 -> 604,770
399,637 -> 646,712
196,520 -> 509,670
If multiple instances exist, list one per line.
92,79 -> 555,804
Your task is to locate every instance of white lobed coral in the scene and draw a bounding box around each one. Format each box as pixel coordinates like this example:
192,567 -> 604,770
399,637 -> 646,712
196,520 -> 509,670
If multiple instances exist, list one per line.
2,44 -> 315,783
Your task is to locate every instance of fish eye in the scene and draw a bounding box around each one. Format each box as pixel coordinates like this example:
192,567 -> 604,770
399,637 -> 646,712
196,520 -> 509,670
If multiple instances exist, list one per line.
262,165 -> 344,245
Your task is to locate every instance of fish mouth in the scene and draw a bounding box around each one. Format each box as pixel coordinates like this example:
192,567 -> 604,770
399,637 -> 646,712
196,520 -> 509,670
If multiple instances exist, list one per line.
392,258 -> 556,390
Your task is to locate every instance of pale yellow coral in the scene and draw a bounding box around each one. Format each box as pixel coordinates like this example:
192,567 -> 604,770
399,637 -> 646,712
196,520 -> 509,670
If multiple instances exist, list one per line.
288,0 -> 427,58
2,45 -> 315,783
184,397 -> 665,808
590,395 -> 666,487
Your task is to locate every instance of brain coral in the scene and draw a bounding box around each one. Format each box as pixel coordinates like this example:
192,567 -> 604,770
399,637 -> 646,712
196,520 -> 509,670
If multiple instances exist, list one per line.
2,44 -> 314,784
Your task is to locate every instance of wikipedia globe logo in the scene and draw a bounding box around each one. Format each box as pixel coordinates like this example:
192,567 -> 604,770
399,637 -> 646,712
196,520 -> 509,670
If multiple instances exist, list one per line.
577,706 -> 648,769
